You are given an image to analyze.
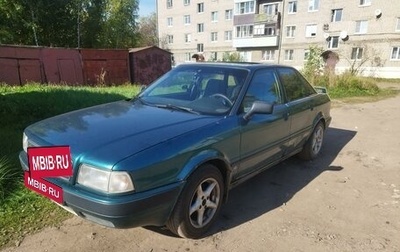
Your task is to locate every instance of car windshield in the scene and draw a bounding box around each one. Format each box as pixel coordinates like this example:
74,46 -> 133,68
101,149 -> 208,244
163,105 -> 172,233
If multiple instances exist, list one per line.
138,64 -> 249,115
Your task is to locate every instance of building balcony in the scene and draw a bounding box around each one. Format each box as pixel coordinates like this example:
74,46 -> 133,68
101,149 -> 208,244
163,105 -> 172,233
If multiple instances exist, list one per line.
234,13 -> 279,26
254,13 -> 278,24
233,35 -> 279,48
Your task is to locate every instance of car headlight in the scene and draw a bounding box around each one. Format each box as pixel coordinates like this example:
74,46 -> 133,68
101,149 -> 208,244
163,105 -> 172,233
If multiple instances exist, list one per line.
23,132 -> 28,153
77,164 -> 135,194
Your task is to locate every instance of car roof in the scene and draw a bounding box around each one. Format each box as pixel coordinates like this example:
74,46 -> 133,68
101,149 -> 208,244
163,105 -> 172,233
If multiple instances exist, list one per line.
176,62 -> 295,71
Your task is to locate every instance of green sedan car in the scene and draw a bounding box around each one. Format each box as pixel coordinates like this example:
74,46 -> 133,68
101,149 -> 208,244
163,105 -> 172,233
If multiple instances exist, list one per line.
20,63 -> 331,238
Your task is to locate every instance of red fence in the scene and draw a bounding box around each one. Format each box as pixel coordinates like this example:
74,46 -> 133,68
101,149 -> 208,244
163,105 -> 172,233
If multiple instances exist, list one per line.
0,46 -> 129,86
81,49 -> 130,85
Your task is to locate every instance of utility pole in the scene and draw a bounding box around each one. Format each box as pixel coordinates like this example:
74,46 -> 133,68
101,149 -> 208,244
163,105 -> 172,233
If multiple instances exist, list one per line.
277,0 -> 285,64
77,0 -> 81,48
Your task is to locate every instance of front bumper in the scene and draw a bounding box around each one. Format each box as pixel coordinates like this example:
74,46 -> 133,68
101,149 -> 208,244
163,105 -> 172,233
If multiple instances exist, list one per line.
20,151 -> 184,228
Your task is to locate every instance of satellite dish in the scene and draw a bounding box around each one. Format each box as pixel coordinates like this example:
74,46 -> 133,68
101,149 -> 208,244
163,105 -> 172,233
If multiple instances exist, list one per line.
323,33 -> 330,39
375,9 -> 382,18
340,30 -> 349,41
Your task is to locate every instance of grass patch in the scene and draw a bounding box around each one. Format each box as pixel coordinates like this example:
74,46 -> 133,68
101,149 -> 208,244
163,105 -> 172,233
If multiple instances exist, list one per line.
0,83 -> 140,249
311,73 -> 399,100
0,156 -> 21,201
0,185 -> 71,247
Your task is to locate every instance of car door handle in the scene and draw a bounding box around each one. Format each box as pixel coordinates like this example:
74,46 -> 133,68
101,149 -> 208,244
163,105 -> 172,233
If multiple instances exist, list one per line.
284,112 -> 289,120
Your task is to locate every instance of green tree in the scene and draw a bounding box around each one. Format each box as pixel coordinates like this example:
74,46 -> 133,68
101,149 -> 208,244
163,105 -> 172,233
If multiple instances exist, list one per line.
222,52 -> 244,62
34,1 -> 78,47
0,0 -> 37,45
137,12 -> 158,47
0,0 -> 139,48
78,0 -> 107,48
302,46 -> 324,85
100,0 -> 139,48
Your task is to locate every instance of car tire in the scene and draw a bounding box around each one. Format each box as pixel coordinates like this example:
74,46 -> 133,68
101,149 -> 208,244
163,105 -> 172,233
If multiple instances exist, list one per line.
166,164 -> 224,239
298,121 -> 325,160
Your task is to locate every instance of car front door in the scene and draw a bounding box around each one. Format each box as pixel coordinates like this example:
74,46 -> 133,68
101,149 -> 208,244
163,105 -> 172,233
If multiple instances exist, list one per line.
235,69 -> 290,181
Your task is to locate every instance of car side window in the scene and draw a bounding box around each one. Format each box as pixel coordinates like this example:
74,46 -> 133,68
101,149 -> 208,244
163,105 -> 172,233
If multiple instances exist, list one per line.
241,69 -> 281,113
276,67 -> 316,102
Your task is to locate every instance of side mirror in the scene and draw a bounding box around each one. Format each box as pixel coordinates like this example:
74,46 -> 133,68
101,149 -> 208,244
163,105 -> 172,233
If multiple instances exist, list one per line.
140,85 -> 147,92
243,101 -> 273,120
314,86 -> 327,94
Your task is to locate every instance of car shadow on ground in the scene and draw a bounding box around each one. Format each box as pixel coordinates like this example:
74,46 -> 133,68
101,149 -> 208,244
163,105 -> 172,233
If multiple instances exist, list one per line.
145,127 -> 356,238
213,127 -> 356,235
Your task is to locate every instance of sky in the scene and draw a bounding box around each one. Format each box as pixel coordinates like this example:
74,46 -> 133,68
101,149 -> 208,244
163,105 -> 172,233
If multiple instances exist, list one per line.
138,0 -> 156,17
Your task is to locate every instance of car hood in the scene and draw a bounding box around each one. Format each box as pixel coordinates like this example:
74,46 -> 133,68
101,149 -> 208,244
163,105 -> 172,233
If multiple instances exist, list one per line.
25,100 -> 220,169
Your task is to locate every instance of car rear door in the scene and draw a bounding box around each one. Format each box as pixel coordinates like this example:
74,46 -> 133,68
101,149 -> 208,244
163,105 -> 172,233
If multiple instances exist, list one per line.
276,67 -> 318,152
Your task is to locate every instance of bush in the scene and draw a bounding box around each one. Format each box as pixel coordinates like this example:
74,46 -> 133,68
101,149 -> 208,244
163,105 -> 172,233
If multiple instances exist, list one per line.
222,52 -> 244,62
334,73 -> 379,96
302,46 -> 325,85
0,156 -> 22,202
312,72 -> 381,98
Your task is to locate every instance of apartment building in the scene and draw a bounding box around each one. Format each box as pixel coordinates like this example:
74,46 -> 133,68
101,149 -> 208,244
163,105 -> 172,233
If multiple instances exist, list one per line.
157,0 -> 235,63
157,0 -> 400,78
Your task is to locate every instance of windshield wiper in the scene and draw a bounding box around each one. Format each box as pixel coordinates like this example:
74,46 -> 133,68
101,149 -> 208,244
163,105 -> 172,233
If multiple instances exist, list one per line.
154,104 -> 200,114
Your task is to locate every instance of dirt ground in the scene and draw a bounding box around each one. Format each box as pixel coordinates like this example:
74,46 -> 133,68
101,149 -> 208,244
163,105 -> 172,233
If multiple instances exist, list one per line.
2,89 -> 400,252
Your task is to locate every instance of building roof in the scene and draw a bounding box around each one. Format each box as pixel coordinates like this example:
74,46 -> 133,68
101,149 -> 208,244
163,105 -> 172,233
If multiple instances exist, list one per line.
129,46 -> 171,54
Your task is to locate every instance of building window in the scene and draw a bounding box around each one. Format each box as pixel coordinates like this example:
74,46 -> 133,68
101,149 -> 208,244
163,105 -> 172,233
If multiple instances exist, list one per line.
351,47 -> 364,60
263,3 -> 279,15
184,15 -> 191,25
197,23 -> 204,33
167,17 -> 173,27
185,33 -> 191,43
391,47 -> 400,60
262,50 -> 275,61
184,0 -> 190,5
308,0 -> 319,12
224,31 -> 232,41
197,43 -> 204,53
359,0 -> 371,6
286,25 -> 296,38
167,0 -> 173,8
167,35 -> 174,44
236,25 -> 253,38
225,9 -> 233,20
327,36 -> 339,49
211,11 -> 218,22
331,9 -> 343,22
305,24 -> 317,37
211,32 -> 218,42
240,51 -> 251,62
210,52 -> 218,61
185,53 -> 191,62
396,18 -> 400,31
254,24 -> 275,36
304,49 -> 310,60
235,1 -> 255,15
197,3 -> 204,13
355,20 -> 368,34
288,1 -> 297,14
265,26 -> 276,35
284,50 -> 294,61
254,25 -> 264,35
